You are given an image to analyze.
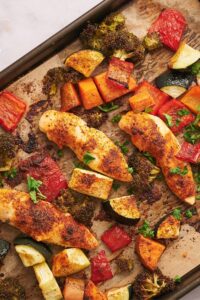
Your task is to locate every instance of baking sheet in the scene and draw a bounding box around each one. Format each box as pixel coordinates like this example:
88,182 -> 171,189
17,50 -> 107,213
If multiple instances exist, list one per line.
0,0 -> 200,299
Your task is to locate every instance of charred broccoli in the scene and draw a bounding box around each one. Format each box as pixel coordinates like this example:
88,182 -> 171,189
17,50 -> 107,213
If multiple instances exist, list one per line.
80,14 -> 145,62
83,108 -> 108,128
143,32 -> 163,51
0,277 -> 26,300
133,269 -> 175,300
42,67 -> 83,96
0,133 -> 16,171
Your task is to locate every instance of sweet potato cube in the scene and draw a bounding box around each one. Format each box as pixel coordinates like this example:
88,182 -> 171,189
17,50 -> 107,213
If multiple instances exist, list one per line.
135,234 -> 165,271
84,280 -> 107,300
63,277 -> 85,300
129,89 -> 155,112
180,86 -> 200,114
60,82 -> 80,111
78,78 -> 103,110
94,71 -> 137,103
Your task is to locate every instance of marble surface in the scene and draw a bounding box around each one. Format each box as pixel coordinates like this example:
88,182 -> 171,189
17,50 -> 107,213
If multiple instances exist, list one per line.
0,0 -> 199,299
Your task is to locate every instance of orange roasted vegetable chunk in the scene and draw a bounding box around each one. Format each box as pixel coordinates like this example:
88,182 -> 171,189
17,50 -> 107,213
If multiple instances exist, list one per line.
84,280 -> 107,300
78,78 -> 103,110
63,277 -> 85,300
94,72 -> 137,103
60,82 -> 80,112
129,89 -> 155,112
135,234 -> 165,271
180,86 -> 200,114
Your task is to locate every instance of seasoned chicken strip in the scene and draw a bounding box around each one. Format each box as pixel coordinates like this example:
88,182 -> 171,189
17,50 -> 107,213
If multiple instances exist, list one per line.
39,110 -> 132,182
119,112 -> 196,205
0,189 -> 98,250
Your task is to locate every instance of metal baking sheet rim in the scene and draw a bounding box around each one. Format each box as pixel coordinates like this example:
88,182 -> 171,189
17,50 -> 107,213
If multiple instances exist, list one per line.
0,0 -> 199,298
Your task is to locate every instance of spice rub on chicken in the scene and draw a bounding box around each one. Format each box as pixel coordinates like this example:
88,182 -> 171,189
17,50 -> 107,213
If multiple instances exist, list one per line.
119,112 -> 196,204
0,189 -> 98,250
39,110 -> 132,182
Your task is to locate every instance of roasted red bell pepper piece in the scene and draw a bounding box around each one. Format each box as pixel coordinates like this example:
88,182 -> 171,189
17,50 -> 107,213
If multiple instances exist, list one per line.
90,250 -> 113,284
176,141 -> 200,164
107,57 -> 134,89
148,9 -> 186,51
20,153 -> 67,202
0,91 -> 26,132
101,225 -> 132,252
135,81 -> 170,114
158,99 -> 195,134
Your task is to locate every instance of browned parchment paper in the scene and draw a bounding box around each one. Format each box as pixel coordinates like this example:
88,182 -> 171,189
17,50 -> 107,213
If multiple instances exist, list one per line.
0,0 -> 200,299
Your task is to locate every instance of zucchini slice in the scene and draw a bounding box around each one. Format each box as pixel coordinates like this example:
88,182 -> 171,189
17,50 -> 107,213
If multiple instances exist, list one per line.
15,245 -> 45,267
0,239 -> 10,261
103,195 -> 140,225
106,285 -> 133,300
33,262 -> 63,300
160,86 -> 186,98
14,236 -> 52,261
169,41 -> 200,69
155,70 -> 194,90
155,214 -> 181,239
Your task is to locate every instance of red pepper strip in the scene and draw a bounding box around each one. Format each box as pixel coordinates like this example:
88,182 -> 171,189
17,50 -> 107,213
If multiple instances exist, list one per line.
176,141 -> 200,164
107,57 -> 134,89
101,225 -> 132,252
90,250 -> 113,284
148,9 -> 186,51
135,81 -> 170,115
20,153 -> 67,202
0,91 -> 26,132
158,99 -> 195,134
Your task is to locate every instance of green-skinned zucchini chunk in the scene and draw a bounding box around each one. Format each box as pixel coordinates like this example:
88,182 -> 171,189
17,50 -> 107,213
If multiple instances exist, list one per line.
14,236 -> 52,262
155,214 -> 180,239
103,195 -> 140,225
160,85 -> 186,98
155,70 -> 194,90
106,284 -> 133,300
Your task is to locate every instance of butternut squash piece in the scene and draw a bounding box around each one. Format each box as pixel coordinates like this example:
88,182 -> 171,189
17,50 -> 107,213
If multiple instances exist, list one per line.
60,82 -> 80,111
180,86 -> 200,114
63,277 -> 85,300
135,234 -> 165,271
94,71 -> 137,103
129,89 -> 155,112
78,78 -> 103,109
84,280 -> 107,300
65,50 -> 104,77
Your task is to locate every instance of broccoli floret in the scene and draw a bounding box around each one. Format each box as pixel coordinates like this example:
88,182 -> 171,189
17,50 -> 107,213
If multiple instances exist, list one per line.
133,269 -> 175,300
143,32 -> 163,51
0,277 -> 26,299
80,14 -> 145,62
0,133 -> 16,170
83,108 -> 108,128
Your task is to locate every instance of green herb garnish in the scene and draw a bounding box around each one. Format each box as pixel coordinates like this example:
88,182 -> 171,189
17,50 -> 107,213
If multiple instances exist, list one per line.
170,166 -> 188,176
112,181 -> 121,191
143,151 -> 156,164
83,152 -> 95,164
144,107 -> 153,113
128,167 -> 135,174
176,118 -> 181,126
57,149 -> 63,157
172,208 -> 182,221
98,103 -> 119,112
115,140 -> 129,155
191,60 -> 200,75
196,195 -> 200,200
73,161 -> 85,169
127,186 -> 135,195
177,109 -> 190,116
163,113 -> 173,127
3,168 -> 17,179
174,275 -> 182,283
111,114 -> 122,123
27,176 -> 46,204
193,113 -> 200,126
138,220 -> 155,238
183,121 -> 200,145
185,209 -> 193,219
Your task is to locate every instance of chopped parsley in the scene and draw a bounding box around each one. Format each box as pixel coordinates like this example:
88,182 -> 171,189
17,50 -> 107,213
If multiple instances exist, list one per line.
163,113 -> 173,127
83,152 -> 95,164
138,220 -> 155,238
174,275 -> 182,283
172,208 -> 182,221
3,167 -> 17,179
183,121 -> 200,145
73,160 -> 85,169
111,114 -> 122,123
27,176 -> 46,204
193,113 -> 200,126
143,151 -> 156,164
185,209 -> 193,219
115,140 -> 129,155
112,181 -> 121,191
98,103 -> 119,112
57,149 -> 63,157
128,167 -> 135,174
170,166 -> 188,176
177,109 -> 190,116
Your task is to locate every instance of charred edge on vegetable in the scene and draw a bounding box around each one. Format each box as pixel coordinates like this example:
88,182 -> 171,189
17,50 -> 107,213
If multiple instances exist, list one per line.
26,100 -> 50,123
0,239 -> 10,262
0,277 -> 26,300
0,133 -> 16,169
15,132 -> 38,154
154,213 -> 181,240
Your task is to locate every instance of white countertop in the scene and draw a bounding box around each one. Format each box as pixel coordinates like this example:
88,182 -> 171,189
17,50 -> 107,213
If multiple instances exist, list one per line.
0,0 -> 199,299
